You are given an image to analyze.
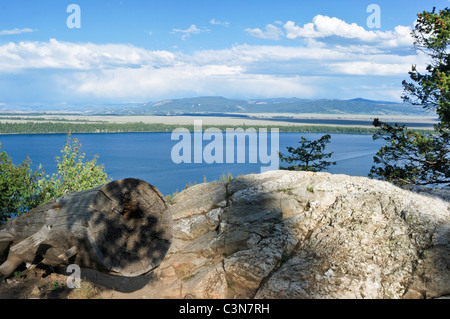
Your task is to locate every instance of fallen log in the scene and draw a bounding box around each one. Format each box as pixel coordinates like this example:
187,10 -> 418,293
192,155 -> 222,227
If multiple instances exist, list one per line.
0,178 -> 173,277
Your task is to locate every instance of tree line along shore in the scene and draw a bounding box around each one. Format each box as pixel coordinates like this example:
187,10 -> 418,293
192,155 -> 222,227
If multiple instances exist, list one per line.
0,121 -> 435,135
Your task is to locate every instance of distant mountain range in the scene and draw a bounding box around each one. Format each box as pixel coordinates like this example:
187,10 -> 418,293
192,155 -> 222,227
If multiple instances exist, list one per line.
0,96 -> 428,116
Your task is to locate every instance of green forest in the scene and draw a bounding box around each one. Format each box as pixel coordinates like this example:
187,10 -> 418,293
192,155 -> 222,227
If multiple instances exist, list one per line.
0,121 -> 384,134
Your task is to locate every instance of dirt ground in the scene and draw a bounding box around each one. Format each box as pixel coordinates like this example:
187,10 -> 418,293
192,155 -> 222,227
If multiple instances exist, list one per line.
0,263 -> 160,299
0,265 -> 103,299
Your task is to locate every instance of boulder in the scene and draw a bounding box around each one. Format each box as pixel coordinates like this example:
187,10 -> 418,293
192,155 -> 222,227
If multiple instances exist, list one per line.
149,171 -> 449,299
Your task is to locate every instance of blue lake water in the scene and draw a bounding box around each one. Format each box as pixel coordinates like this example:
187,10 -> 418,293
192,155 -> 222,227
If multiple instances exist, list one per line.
0,132 -> 385,195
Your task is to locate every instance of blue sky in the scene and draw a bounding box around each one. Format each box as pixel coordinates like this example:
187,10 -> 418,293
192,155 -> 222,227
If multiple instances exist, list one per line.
0,0 -> 448,107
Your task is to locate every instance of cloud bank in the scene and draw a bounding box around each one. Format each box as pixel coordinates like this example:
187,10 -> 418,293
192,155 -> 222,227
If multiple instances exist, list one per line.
0,15 -> 423,104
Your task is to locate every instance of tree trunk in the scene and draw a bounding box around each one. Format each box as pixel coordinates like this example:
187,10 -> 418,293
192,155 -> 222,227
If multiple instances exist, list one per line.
0,178 -> 173,277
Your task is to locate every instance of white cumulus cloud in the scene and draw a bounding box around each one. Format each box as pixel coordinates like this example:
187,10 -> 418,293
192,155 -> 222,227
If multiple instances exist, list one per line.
210,19 -> 230,27
0,28 -> 36,35
0,39 -> 177,71
172,24 -> 210,40
244,24 -> 284,40
283,15 -> 413,47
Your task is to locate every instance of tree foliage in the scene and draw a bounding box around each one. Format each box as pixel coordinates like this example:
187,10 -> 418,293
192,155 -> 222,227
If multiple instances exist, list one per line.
402,7 -> 450,128
0,144 -> 47,223
371,7 -> 450,186
47,135 -> 111,199
0,135 -> 111,224
0,121 -> 380,135
369,119 -> 450,185
279,134 -> 336,172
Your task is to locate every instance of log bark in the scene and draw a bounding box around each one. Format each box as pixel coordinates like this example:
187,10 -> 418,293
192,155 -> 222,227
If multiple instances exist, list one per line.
0,178 -> 173,277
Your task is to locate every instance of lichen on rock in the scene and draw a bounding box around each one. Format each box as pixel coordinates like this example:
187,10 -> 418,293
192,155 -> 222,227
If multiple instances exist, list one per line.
151,171 -> 449,299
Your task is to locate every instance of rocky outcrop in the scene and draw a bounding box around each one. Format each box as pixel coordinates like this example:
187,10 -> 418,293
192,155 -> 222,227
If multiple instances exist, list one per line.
113,171 -> 450,299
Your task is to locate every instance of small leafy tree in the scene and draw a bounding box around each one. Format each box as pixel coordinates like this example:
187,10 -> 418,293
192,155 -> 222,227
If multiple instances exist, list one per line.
0,135 -> 111,224
370,8 -> 450,187
279,134 -> 336,172
0,144 -> 47,223
47,135 -> 111,199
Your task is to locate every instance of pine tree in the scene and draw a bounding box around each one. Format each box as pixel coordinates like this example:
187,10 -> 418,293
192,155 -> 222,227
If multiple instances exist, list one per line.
371,8 -> 450,186
279,134 -> 336,172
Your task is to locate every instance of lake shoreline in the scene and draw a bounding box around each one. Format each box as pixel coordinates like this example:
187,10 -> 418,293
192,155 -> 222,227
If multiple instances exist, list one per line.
0,114 -> 437,135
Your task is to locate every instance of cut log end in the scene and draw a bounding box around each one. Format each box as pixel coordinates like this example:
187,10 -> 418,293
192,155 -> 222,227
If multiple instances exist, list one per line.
87,178 -> 173,276
0,178 -> 173,278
